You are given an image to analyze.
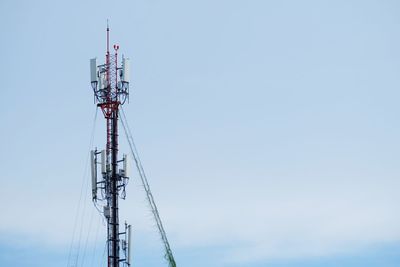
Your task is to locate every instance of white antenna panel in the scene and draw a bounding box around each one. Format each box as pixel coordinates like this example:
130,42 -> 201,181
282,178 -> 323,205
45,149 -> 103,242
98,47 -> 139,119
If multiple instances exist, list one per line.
90,150 -> 97,199
99,72 -> 106,90
90,58 -> 97,83
127,224 -> 132,265
99,73 -> 103,89
123,154 -> 130,177
122,57 -> 130,83
101,150 -> 106,174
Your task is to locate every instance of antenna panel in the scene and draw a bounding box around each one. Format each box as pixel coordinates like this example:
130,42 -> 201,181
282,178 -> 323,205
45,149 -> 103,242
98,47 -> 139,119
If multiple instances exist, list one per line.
90,150 -> 97,199
90,58 -> 97,83
99,71 -> 106,90
122,57 -> 130,83
123,154 -> 130,177
101,150 -> 106,173
127,224 -> 132,265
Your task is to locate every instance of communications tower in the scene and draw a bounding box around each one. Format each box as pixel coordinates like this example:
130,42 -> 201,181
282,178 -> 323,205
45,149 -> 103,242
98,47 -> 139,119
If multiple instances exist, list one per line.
89,25 -> 131,267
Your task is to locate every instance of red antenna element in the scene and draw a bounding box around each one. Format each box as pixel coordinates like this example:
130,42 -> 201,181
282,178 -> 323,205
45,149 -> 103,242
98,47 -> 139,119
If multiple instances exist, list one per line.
89,25 -> 131,267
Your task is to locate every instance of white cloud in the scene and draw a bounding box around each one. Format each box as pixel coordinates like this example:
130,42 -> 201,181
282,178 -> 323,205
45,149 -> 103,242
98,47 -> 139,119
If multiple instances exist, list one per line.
149,168 -> 400,263
2,140 -> 400,264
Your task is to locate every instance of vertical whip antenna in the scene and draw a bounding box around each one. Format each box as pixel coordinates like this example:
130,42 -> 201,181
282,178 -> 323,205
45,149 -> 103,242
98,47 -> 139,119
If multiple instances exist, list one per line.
107,20 -> 110,55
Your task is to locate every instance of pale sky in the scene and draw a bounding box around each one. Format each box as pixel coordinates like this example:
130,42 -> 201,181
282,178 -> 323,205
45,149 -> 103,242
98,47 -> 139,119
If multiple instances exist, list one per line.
1,0 -> 400,266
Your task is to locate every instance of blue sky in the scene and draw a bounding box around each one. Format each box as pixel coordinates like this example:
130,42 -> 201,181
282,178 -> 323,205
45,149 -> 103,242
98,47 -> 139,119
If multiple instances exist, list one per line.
1,0 -> 400,266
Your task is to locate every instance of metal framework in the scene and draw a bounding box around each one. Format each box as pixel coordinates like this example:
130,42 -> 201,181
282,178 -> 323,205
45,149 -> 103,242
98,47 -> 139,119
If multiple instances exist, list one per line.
90,25 -> 131,267
89,25 -> 176,267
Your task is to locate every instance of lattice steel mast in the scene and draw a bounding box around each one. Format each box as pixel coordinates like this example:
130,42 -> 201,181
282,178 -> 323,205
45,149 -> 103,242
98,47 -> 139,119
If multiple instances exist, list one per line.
90,25 -> 131,267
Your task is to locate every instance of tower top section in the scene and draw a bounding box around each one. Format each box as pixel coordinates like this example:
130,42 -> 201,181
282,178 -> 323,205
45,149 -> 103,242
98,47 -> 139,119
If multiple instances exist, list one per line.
90,26 -> 130,108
